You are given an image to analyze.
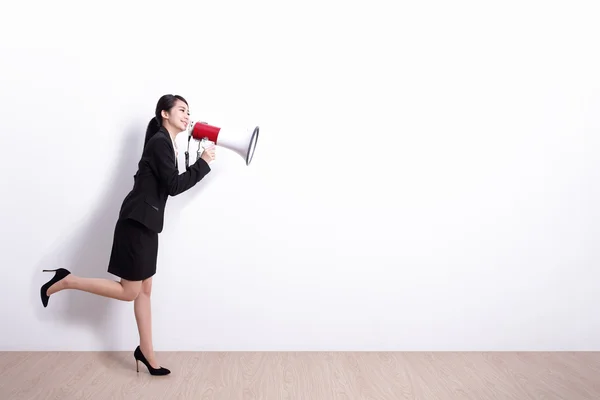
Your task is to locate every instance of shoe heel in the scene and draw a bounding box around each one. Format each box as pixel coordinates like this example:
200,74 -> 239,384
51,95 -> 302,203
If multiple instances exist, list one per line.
136,360 -> 139,373
42,269 -> 58,272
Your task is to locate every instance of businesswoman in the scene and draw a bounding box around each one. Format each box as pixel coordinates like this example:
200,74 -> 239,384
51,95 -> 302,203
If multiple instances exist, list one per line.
39,94 -> 215,376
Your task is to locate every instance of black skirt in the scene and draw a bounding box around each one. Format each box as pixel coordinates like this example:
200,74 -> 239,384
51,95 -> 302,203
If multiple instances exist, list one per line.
107,218 -> 158,281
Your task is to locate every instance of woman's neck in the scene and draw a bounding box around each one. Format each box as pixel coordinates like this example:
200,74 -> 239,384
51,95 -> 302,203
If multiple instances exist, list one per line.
162,124 -> 178,141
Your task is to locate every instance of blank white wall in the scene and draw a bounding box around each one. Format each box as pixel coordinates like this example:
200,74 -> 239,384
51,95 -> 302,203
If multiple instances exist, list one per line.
1,0 -> 599,351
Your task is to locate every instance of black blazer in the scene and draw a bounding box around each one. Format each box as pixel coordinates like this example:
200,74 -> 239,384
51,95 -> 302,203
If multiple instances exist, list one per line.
118,126 -> 211,233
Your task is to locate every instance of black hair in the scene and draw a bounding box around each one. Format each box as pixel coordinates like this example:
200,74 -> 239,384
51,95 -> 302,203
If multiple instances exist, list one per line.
144,94 -> 188,147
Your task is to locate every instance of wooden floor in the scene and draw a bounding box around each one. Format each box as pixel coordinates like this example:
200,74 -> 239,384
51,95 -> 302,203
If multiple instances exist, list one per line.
1,352 -> 599,399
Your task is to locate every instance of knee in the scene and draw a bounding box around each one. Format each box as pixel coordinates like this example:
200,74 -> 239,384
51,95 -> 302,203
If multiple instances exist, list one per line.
119,278 -> 150,301
122,288 -> 140,302
119,281 -> 142,301
140,278 -> 152,297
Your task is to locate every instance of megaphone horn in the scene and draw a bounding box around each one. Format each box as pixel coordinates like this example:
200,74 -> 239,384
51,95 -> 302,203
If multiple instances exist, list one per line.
187,121 -> 260,166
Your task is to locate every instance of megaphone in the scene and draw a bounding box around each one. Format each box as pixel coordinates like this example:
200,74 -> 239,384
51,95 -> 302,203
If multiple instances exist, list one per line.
185,120 -> 260,167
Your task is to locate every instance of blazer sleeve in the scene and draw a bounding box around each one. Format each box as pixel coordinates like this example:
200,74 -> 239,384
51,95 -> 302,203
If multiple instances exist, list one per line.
150,137 -> 211,196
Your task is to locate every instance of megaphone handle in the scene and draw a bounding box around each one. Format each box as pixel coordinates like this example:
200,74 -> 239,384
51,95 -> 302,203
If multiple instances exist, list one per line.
184,134 -> 192,170
196,137 -> 207,162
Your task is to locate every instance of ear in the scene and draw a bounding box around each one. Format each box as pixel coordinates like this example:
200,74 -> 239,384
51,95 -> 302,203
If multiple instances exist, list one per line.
161,109 -> 170,120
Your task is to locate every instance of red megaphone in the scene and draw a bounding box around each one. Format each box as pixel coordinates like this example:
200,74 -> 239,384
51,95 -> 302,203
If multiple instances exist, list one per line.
188,121 -> 260,166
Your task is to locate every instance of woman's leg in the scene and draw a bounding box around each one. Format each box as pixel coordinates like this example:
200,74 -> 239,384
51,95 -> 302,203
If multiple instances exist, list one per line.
46,274 -> 141,301
134,277 -> 161,368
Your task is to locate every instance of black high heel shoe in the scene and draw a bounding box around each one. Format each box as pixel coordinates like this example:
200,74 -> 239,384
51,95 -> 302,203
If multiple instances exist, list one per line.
40,268 -> 71,308
134,346 -> 171,376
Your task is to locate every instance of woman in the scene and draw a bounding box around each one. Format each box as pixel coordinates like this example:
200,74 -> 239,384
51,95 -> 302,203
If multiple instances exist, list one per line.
39,94 -> 215,376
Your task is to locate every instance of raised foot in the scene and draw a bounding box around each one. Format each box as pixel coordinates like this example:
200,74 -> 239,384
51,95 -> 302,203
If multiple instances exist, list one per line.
40,268 -> 71,308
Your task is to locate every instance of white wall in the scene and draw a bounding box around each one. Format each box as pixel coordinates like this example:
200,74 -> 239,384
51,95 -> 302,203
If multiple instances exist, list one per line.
1,0 -> 599,351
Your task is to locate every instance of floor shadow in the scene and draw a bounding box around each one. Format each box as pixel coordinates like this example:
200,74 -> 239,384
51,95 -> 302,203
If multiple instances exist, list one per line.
32,121 -> 144,354
97,351 -> 134,372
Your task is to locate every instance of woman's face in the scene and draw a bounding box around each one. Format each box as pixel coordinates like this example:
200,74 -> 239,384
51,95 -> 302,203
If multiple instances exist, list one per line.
163,99 -> 190,132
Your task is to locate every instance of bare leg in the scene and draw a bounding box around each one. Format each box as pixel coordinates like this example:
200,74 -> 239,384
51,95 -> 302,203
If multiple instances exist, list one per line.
134,277 -> 161,368
46,274 -> 141,301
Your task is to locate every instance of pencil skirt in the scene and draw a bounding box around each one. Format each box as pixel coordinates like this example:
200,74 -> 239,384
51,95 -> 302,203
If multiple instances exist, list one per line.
107,218 -> 158,281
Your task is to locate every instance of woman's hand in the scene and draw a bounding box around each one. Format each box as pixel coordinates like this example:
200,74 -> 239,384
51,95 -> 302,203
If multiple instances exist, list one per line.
201,145 -> 216,163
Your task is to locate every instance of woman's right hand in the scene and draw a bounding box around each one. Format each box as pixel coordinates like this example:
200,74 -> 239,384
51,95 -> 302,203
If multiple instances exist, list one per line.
201,145 -> 216,164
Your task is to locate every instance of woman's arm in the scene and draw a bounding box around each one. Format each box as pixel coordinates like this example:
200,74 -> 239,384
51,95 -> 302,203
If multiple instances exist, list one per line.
150,137 -> 211,196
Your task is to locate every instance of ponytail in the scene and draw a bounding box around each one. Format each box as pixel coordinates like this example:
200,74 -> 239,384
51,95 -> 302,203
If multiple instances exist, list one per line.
144,116 -> 161,148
